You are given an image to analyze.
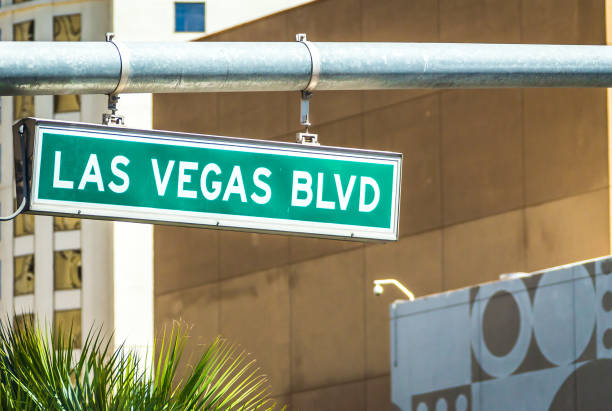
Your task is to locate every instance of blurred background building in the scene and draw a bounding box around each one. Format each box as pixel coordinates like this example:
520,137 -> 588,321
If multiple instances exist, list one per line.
153,0 -> 609,409
390,255 -> 612,410
0,0 -> 313,359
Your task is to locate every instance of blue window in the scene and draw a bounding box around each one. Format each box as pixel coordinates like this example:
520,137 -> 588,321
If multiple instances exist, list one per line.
175,2 -> 205,32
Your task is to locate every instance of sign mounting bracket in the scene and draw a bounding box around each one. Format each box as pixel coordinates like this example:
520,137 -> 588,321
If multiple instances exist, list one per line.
296,33 -> 320,145
102,32 -> 127,126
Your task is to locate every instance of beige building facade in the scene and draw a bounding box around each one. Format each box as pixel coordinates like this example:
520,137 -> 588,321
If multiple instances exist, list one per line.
0,0 -> 314,363
150,0 -> 609,409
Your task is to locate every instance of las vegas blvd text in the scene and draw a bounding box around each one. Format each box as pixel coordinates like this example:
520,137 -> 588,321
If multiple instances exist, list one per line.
51,151 -> 382,212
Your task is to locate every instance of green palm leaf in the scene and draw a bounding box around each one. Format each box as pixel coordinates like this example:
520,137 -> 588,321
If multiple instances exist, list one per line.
0,317 -> 282,410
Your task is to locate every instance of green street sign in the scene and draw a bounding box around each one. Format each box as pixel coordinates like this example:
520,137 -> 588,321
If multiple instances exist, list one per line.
14,119 -> 401,241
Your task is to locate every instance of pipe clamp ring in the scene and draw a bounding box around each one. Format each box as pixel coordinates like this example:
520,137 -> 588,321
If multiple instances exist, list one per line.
106,33 -> 130,95
296,34 -> 320,92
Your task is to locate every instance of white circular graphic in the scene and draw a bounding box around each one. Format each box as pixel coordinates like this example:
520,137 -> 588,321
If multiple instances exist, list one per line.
471,280 -> 533,378
455,394 -> 468,411
533,271 -> 596,365
435,398 -> 448,411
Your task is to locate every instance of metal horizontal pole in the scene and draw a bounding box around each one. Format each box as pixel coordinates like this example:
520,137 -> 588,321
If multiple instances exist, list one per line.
1,41 -> 612,95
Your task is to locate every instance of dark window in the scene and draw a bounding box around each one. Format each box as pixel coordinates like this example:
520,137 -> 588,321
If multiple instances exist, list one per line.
175,2 -> 205,32
53,14 -> 81,113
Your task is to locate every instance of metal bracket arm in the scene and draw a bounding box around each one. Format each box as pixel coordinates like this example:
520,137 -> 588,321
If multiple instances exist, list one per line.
102,33 -> 127,126
0,124 -> 28,221
102,94 -> 124,126
296,34 -> 320,145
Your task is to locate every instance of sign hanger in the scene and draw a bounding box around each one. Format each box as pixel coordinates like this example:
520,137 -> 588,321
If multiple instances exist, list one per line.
296,34 -> 320,145
102,33 -> 127,126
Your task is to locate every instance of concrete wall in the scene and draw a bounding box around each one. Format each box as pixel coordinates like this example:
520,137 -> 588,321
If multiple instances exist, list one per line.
390,255 -> 612,410
152,0 -> 609,409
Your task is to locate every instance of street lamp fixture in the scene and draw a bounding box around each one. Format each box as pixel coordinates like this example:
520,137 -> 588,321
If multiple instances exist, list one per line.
372,279 -> 415,301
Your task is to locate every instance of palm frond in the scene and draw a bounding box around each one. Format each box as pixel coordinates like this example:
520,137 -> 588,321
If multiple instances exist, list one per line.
0,316 -> 281,410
